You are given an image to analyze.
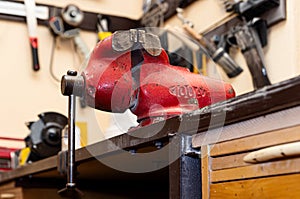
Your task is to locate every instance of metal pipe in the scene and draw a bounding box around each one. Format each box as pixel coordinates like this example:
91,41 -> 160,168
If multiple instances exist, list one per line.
67,94 -> 76,188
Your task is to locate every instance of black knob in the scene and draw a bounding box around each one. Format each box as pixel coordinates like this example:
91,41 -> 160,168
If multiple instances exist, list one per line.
67,70 -> 77,76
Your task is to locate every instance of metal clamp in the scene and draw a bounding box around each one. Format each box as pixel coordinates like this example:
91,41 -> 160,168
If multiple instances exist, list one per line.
58,70 -> 84,198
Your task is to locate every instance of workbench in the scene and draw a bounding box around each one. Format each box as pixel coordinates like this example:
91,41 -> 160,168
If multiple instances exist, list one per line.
1,75 -> 300,199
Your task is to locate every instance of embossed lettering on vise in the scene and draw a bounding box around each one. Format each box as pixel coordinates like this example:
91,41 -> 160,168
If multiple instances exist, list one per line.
169,85 -> 206,99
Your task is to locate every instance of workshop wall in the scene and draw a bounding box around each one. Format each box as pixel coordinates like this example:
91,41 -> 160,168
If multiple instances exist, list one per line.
165,0 -> 300,95
0,0 -> 299,148
0,20 -> 92,148
0,0 -> 146,148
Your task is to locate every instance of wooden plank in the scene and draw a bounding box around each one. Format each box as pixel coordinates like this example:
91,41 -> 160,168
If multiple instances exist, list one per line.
201,145 -> 210,199
211,157 -> 300,182
192,106 -> 300,147
0,187 -> 23,199
210,125 -> 300,157
0,156 -> 57,184
0,182 -> 15,191
211,152 -> 251,171
210,174 -> 300,199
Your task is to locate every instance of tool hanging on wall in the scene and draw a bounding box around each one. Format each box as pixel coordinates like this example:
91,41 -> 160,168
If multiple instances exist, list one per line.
96,14 -> 112,42
230,18 -> 271,89
24,0 -> 40,72
220,0 -> 280,20
141,0 -> 168,27
141,0 -> 197,27
216,0 -> 280,89
177,8 -> 243,78
48,4 -> 91,82
57,4 -> 90,61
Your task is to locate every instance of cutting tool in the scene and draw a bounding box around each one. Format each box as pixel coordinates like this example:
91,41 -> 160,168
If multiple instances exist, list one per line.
24,0 -> 40,71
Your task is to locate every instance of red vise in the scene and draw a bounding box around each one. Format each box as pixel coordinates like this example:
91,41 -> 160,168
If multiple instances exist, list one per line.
83,33 -> 235,126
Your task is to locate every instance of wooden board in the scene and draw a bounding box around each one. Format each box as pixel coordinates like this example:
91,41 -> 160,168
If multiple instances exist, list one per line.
201,145 -> 210,199
0,187 -> 23,199
210,125 -> 300,157
192,106 -> 300,147
210,174 -> 300,199
211,157 -> 300,182
211,152 -> 251,171
0,182 -> 15,191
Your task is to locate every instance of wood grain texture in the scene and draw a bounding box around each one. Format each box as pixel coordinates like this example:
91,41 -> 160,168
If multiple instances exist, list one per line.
210,174 -> 300,199
192,106 -> 300,147
0,187 -> 23,199
211,157 -> 300,182
201,145 -> 210,199
211,152 -> 251,171
0,182 -> 15,191
210,125 -> 300,157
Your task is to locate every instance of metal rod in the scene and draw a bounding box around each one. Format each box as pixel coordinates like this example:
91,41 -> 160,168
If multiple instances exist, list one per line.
67,94 -> 76,188
58,70 -> 84,197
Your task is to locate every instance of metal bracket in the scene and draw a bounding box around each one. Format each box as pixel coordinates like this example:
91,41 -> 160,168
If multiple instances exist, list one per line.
181,134 -> 200,157
169,133 -> 202,198
57,150 -> 68,176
